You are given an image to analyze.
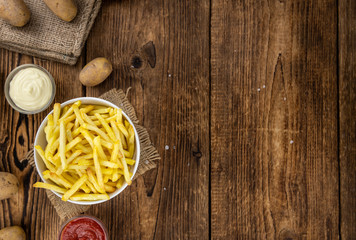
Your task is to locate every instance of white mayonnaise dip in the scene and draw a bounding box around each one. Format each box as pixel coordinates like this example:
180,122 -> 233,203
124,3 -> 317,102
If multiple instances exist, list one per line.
9,67 -> 52,111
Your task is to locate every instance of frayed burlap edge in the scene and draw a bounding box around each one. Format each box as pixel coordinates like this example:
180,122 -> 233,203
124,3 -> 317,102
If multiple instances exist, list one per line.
20,88 -> 160,219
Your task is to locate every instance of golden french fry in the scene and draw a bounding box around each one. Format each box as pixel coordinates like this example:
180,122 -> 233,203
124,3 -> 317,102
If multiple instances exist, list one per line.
93,136 -> 108,162
53,103 -> 61,125
62,174 -> 88,201
75,143 -> 92,154
70,193 -> 109,201
127,125 -> 135,158
95,113 -> 116,142
87,168 -> 105,194
89,108 -> 110,114
110,141 -> 123,167
111,168 -> 120,182
80,105 -> 95,114
66,129 -> 73,142
93,142 -> 105,191
125,158 -> 136,165
83,123 -> 111,142
104,184 -> 116,193
47,172 -> 72,189
33,182 -> 67,194
116,176 -> 125,189
85,180 -> 98,194
56,150 -> 82,175
63,114 -> 76,124
44,114 -> 54,142
59,101 -> 81,121
73,104 -> 85,125
100,161 -> 119,168
103,175 -> 110,183
117,138 -> 131,185
35,145 -> 56,172
117,123 -> 129,138
80,128 -> 94,148
116,108 -> 123,124
59,121 -> 67,170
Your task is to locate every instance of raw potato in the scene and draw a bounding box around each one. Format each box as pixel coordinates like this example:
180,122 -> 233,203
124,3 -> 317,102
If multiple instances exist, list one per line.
79,57 -> 113,87
43,0 -> 77,22
0,0 -> 31,27
0,226 -> 26,240
0,172 -> 19,200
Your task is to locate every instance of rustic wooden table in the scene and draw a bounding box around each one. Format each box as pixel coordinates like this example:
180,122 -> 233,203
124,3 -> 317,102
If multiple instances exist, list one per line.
0,0 -> 355,239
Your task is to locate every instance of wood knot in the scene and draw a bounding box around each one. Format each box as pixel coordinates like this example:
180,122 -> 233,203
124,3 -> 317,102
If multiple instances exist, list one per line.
278,229 -> 296,240
192,150 -> 202,159
131,55 -> 143,69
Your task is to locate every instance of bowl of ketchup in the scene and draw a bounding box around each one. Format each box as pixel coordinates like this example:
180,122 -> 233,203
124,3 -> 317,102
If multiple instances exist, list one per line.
58,215 -> 109,240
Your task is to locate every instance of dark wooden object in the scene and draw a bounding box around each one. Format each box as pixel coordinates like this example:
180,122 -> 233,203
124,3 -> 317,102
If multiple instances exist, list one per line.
0,0 -> 354,239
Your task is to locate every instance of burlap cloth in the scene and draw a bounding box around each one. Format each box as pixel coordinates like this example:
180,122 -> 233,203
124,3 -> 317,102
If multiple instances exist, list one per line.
0,0 -> 102,65
20,89 -> 160,219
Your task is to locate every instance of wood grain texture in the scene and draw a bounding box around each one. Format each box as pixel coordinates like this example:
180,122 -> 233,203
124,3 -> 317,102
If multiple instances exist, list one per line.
1,0 -> 355,239
210,0 -> 339,239
339,0 -> 356,239
85,0 -> 210,239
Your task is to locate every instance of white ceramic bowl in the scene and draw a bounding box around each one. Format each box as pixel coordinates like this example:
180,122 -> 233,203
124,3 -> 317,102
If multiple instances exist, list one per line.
34,97 -> 140,205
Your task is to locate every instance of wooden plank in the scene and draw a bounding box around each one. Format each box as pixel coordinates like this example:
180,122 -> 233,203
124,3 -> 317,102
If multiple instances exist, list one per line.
339,0 -> 356,239
0,50 -> 84,239
210,0 -> 339,239
85,1 -> 210,239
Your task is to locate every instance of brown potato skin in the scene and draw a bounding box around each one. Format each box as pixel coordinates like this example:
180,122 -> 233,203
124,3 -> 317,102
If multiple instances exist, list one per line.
43,0 -> 77,22
0,172 -> 19,200
79,57 -> 113,87
0,226 -> 26,240
0,0 -> 31,27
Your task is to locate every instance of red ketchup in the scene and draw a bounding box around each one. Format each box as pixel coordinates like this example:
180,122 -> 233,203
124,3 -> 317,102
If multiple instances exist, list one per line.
59,216 -> 108,240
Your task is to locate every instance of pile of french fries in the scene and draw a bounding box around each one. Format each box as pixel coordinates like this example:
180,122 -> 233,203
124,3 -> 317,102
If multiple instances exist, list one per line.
33,100 -> 136,202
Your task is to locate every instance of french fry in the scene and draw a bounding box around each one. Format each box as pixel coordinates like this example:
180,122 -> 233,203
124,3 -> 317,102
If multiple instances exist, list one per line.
93,142 -> 105,191
62,174 -> 88,201
95,113 -> 116,142
59,121 -> 67,170
118,138 -> 131,185
73,104 -> 85,125
56,150 -> 82,175
80,105 -> 95,114
93,136 -> 108,162
85,180 -> 98,194
62,172 -> 90,194
116,109 -> 123,124
53,103 -> 61,125
125,158 -> 136,165
100,161 -> 120,168
75,143 -> 92,154
48,172 -> 72,189
44,114 -> 54,142
90,108 -> 110,114
35,145 -> 56,172
84,123 -> 111,142
116,177 -> 125,189
33,182 -> 67,194
70,193 -> 109,201
117,123 -> 129,138
104,184 -> 116,193
80,128 -> 94,148
127,125 -> 135,158
103,175 -> 110,183
87,168 -> 105,194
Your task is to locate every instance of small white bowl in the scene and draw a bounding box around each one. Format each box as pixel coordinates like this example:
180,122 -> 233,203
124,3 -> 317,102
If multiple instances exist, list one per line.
34,97 -> 140,205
